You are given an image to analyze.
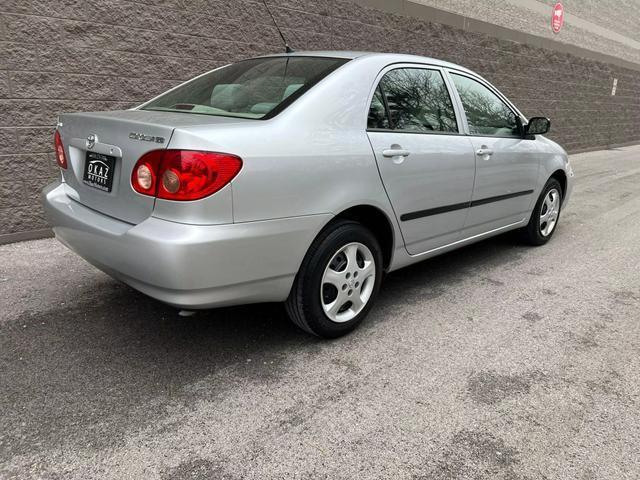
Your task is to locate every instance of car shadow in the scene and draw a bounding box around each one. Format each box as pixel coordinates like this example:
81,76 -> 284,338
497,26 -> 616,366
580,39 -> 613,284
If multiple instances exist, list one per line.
2,231 -> 526,460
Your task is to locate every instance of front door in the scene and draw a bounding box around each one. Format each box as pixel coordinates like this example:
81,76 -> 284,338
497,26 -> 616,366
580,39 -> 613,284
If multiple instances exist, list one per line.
448,72 -> 540,235
366,66 -> 476,255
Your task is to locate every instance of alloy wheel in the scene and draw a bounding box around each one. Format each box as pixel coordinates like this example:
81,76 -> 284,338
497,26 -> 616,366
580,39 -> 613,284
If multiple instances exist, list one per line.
320,242 -> 376,323
540,188 -> 560,237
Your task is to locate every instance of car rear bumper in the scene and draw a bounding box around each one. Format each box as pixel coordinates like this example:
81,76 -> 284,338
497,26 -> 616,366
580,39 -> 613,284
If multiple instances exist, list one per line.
42,182 -> 331,309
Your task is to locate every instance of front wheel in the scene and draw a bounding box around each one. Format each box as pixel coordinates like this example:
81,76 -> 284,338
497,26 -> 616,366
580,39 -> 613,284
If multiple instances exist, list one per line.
521,178 -> 562,245
285,220 -> 383,338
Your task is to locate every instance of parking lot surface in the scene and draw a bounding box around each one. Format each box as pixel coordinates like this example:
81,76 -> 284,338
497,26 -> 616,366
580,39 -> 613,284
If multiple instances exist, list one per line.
1,145 -> 639,479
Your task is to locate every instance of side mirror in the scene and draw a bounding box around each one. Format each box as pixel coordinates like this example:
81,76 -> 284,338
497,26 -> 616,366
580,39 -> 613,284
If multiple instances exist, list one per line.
525,117 -> 551,136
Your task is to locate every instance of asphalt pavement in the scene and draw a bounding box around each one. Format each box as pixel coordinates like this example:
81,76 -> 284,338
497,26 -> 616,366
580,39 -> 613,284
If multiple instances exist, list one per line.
1,145 -> 639,479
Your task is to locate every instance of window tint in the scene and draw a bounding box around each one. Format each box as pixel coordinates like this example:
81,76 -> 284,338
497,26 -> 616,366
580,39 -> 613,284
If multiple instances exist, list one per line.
376,68 -> 458,133
142,56 -> 348,119
450,73 -> 520,137
367,86 -> 390,129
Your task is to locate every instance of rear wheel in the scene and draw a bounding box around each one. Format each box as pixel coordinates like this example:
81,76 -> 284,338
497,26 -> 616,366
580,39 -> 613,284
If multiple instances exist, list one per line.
286,220 -> 383,338
521,178 -> 562,245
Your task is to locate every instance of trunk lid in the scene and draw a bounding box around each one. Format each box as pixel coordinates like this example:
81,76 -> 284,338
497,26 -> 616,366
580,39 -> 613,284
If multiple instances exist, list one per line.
57,110 -> 246,224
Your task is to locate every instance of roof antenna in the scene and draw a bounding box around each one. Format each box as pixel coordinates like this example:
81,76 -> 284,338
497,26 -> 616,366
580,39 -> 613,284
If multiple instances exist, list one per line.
262,0 -> 295,53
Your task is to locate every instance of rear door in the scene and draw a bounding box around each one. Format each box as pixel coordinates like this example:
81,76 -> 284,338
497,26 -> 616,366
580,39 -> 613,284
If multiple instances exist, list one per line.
448,72 -> 540,235
366,65 -> 476,255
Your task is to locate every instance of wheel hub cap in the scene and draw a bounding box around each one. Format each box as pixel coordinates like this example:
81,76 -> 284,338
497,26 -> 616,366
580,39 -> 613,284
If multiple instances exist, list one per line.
320,242 -> 376,323
540,188 -> 560,237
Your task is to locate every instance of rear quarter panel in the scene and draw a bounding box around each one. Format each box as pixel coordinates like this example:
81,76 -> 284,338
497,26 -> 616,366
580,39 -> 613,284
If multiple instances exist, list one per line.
168,56 -> 401,229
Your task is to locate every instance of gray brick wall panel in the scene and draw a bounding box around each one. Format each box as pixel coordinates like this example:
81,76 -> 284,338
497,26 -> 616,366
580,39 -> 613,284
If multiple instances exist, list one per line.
0,154 -> 54,182
0,129 -> 18,154
16,127 -> 55,154
0,0 -> 639,237
0,42 -> 38,70
0,70 -> 9,97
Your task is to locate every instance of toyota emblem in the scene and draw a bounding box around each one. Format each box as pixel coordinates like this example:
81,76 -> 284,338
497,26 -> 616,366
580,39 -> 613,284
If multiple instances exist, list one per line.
86,134 -> 96,150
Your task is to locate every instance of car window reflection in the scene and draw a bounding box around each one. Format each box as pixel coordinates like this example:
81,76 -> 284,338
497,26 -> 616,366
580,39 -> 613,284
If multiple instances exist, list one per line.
377,68 -> 458,133
450,73 -> 519,137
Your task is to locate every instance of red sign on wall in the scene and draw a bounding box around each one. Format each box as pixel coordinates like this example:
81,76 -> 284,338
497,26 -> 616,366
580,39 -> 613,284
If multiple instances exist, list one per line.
552,3 -> 564,33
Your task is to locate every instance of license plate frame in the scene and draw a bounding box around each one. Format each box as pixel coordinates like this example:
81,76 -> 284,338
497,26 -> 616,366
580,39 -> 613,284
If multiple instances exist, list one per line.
82,151 -> 116,193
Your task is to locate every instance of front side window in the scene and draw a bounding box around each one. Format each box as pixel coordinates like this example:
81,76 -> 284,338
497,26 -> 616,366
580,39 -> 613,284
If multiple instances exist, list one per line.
142,56 -> 349,119
371,68 -> 458,133
450,73 -> 520,137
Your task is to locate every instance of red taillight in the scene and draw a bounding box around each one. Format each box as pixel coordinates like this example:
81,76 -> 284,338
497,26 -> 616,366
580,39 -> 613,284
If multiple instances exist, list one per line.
132,150 -> 163,196
131,150 -> 242,201
54,130 -> 68,169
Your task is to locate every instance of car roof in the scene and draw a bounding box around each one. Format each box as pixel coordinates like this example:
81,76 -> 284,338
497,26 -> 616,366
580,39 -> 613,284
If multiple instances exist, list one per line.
253,50 -> 523,120
256,50 -> 475,75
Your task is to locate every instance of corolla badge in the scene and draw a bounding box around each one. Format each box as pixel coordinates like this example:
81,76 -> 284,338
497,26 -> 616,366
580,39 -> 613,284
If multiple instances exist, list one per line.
86,134 -> 96,150
129,132 -> 165,144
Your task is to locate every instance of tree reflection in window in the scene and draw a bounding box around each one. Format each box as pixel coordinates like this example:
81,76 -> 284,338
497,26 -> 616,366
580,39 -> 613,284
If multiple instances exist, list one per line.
378,68 -> 458,133
368,86 -> 390,129
450,73 -> 520,137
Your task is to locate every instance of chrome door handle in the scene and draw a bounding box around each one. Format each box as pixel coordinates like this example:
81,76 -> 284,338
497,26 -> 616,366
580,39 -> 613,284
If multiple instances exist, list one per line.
476,147 -> 494,157
382,149 -> 410,158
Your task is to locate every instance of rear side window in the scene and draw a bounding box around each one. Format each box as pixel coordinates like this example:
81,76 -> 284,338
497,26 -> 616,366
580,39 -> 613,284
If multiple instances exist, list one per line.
142,56 -> 349,119
367,86 -> 390,129
450,73 -> 520,137
369,68 -> 458,133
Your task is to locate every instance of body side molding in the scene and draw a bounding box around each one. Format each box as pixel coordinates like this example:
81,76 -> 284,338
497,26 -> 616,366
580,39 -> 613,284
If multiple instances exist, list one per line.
400,190 -> 534,222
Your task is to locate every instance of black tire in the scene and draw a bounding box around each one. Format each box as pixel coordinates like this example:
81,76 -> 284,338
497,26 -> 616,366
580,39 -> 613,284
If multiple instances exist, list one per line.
521,177 -> 563,246
285,219 -> 384,338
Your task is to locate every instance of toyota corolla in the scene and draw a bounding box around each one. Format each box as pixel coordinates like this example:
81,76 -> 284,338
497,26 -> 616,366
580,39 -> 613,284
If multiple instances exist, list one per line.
43,51 -> 573,338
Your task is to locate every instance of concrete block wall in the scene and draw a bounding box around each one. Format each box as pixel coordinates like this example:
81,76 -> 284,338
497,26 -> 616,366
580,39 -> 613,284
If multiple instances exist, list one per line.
411,0 -> 640,65
1,0 -> 639,240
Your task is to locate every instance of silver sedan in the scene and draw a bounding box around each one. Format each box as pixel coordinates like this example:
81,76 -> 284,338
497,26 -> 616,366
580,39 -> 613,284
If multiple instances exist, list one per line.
43,51 -> 573,338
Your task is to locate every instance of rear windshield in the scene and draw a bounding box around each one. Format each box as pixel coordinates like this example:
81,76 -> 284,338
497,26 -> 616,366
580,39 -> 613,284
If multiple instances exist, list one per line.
141,56 -> 349,119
